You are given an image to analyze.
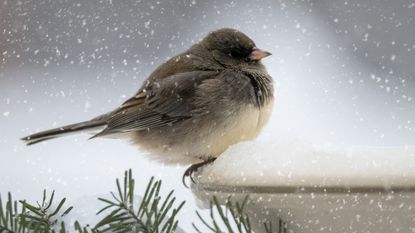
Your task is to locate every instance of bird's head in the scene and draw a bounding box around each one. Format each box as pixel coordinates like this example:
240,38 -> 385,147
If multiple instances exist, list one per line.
201,28 -> 271,67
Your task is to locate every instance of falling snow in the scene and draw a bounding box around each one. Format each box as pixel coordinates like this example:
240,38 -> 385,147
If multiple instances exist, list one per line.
1,0 -> 415,232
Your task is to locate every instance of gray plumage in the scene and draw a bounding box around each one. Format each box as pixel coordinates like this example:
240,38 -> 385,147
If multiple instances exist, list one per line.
22,28 -> 274,165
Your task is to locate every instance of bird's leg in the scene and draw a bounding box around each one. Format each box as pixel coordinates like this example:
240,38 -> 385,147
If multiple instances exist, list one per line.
182,156 -> 216,188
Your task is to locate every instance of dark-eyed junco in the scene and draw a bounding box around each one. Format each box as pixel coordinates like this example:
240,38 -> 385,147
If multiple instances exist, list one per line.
22,28 -> 273,185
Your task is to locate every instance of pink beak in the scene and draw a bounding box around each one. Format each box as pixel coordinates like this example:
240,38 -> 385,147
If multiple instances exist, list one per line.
249,48 -> 272,61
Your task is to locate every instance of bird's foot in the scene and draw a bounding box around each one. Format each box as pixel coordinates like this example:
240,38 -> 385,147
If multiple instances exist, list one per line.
182,157 -> 216,188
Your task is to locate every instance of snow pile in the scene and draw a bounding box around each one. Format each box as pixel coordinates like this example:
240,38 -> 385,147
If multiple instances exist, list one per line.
197,142 -> 415,188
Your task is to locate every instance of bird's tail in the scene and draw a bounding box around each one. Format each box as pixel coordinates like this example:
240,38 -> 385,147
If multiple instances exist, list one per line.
21,117 -> 107,145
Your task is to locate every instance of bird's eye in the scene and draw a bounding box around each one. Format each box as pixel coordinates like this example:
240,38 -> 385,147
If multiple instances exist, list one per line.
230,51 -> 241,57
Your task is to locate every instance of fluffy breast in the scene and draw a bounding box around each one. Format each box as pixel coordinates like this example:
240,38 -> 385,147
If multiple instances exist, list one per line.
129,99 -> 274,165
202,99 -> 274,157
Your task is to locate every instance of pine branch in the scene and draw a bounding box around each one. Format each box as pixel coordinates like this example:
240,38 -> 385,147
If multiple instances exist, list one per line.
94,169 -> 185,233
0,192 -> 27,233
19,190 -> 74,233
193,196 -> 287,233
1,192 -> 95,233
2,170 -> 290,233
73,221 -> 96,233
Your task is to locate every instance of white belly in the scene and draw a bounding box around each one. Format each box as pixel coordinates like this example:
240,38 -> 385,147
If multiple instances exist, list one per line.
184,100 -> 274,162
130,100 -> 274,165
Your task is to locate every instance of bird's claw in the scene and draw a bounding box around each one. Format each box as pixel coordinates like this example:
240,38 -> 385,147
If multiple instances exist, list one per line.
182,157 -> 216,188
182,166 -> 197,188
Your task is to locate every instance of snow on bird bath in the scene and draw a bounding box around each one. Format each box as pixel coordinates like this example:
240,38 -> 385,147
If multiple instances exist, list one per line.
192,142 -> 415,233
195,142 -> 415,188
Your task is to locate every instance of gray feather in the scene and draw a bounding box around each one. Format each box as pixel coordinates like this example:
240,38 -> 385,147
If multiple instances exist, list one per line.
92,71 -> 218,137
21,118 -> 107,145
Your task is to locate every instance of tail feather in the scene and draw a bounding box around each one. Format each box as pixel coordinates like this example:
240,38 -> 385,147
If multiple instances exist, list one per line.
21,119 -> 107,145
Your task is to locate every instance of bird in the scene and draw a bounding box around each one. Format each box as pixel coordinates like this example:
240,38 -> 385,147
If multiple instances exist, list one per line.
21,28 -> 274,186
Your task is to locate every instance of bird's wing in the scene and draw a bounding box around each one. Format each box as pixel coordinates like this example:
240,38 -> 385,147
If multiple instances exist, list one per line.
93,70 -> 219,137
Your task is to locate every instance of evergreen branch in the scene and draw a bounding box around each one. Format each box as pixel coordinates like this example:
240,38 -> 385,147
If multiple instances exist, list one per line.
0,192 -> 27,233
19,190 -> 74,233
95,169 -> 185,233
1,190 -> 91,233
2,169 -> 290,233
193,196 -> 287,233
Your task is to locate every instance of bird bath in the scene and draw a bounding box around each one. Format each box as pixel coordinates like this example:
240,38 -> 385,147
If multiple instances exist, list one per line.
192,142 -> 415,233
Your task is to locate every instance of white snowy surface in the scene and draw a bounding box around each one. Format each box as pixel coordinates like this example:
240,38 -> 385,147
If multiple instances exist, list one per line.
197,142 -> 415,188
193,142 -> 415,233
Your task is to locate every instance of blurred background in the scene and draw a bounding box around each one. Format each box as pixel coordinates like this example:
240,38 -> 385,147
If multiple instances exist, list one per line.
1,0 -> 414,231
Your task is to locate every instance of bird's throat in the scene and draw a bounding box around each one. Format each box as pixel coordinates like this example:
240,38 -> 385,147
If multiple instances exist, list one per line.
243,69 -> 273,107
